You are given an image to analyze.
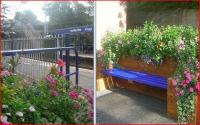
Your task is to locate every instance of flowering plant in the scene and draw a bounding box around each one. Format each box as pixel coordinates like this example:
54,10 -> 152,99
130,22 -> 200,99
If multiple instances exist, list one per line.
1,58 -> 93,124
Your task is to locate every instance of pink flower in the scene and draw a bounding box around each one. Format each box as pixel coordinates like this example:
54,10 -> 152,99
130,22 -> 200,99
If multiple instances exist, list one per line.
175,87 -> 179,92
1,70 -> 11,77
88,110 -> 93,120
69,90 -> 79,100
52,90 -> 59,97
189,87 -> 194,93
57,71 -> 64,76
185,79 -> 190,84
52,79 -> 58,85
181,80 -> 186,87
46,75 -> 53,83
73,103 -> 80,110
175,93 -> 179,97
84,89 -> 93,104
56,59 -> 65,67
180,90 -> 184,96
172,79 -> 178,86
196,82 -> 200,92
185,72 -> 192,82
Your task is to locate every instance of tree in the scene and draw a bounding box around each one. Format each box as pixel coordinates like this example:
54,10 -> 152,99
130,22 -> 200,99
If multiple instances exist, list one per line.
42,2 -> 94,30
1,4 -> 15,39
13,10 -> 43,37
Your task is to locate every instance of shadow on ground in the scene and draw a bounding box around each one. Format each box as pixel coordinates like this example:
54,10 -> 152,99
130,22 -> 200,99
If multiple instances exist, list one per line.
96,88 -> 177,124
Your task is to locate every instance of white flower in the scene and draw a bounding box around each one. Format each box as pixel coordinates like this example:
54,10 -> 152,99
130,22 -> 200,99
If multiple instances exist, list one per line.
29,106 -> 36,112
5,113 -> 11,116
16,111 -> 23,117
2,105 -> 8,108
0,115 -> 10,124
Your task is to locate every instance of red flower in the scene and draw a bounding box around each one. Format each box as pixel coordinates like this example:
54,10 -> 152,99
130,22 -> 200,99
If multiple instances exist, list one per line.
56,59 -> 65,67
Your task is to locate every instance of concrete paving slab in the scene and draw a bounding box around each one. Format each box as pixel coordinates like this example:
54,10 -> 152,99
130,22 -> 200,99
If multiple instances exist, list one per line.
96,88 -> 177,124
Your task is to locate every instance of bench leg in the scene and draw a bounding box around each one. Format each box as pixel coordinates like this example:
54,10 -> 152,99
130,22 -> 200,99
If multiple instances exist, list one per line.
167,78 -> 177,119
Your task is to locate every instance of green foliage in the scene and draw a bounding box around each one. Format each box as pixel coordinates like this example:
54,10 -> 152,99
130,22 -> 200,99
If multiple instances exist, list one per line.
100,21 -> 198,123
101,21 -> 197,67
127,2 -> 198,9
43,2 -> 94,30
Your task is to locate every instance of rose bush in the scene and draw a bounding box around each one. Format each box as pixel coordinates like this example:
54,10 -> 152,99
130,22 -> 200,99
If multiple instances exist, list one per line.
1,59 -> 93,124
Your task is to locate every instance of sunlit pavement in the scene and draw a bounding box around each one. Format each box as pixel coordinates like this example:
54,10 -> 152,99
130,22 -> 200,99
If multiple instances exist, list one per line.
15,58 -> 93,89
96,88 -> 177,124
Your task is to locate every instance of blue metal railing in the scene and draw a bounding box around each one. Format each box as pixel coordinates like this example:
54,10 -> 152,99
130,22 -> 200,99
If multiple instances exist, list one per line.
1,47 -> 79,85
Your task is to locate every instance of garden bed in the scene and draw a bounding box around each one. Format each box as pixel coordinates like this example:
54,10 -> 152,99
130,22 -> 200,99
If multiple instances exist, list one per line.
1,58 -> 93,124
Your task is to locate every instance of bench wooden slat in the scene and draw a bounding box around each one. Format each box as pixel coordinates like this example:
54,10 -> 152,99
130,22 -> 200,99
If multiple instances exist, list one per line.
103,68 -> 167,89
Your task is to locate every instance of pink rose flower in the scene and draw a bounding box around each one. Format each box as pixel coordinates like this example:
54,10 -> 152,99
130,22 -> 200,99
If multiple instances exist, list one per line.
69,90 -> 79,100
175,93 -> 179,97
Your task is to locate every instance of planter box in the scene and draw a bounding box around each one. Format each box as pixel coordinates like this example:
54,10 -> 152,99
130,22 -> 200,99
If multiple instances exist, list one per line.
118,56 -> 177,77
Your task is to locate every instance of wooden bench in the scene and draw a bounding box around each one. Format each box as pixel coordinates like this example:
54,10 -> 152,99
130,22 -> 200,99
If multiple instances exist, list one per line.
103,68 -> 167,89
103,67 -> 177,118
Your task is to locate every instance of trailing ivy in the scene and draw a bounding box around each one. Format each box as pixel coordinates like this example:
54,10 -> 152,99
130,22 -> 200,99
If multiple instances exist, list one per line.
99,21 -> 199,124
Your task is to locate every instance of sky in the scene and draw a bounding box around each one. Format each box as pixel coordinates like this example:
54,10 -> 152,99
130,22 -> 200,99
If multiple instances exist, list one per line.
3,1 -> 48,22
3,1 -> 90,22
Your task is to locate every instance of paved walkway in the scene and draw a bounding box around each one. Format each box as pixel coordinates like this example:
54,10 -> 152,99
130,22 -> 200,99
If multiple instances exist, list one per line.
15,57 -> 93,89
96,88 -> 177,124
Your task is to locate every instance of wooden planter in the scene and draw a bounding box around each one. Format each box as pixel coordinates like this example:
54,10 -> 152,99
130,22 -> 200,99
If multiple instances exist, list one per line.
115,56 -> 177,100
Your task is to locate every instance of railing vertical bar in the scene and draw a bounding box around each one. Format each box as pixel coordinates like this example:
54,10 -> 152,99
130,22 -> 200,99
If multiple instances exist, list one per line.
59,50 -> 63,72
65,49 -> 70,81
75,49 -> 79,86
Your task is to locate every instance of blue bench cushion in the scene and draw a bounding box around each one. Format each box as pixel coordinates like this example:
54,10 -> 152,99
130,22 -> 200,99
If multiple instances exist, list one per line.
103,68 -> 167,89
